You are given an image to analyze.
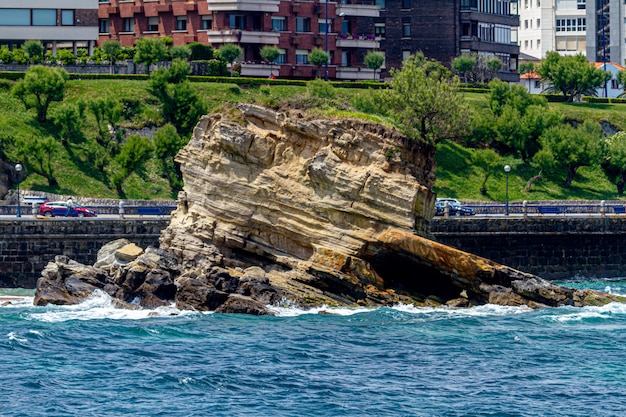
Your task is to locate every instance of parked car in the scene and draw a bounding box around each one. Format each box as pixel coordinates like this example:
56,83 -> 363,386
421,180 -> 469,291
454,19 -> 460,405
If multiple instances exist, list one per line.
435,198 -> 475,216
39,201 -> 97,218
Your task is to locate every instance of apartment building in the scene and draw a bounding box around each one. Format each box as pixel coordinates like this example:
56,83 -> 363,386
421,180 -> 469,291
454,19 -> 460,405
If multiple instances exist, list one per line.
98,0 -> 381,80
377,0 -> 520,81
0,0 -> 99,55
518,0 -> 587,59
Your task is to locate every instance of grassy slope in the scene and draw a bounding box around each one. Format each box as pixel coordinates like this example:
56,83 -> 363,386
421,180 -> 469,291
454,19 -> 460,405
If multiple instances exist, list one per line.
433,93 -> 626,202
3,80 -> 626,201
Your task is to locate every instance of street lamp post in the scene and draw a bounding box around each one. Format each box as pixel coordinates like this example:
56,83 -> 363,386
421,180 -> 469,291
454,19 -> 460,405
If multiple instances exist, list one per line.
504,165 -> 511,216
15,163 -> 23,218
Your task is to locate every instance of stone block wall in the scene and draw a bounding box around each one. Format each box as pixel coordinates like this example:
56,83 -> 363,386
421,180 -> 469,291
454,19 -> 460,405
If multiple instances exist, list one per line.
432,217 -> 626,279
0,219 -> 169,288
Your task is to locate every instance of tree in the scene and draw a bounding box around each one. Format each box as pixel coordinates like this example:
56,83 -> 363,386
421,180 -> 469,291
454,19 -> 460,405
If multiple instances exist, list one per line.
12,66 -> 68,122
153,124 -> 187,191
519,61 -> 536,92
149,60 -> 206,137
533,120 -> 603,188
364,51 -> 385,80
452,54 -> 476,86
170,45 -> 192,61
308,48 -> 329,79
111,134 -> 154,197
15,137 -> 60,186
487,79 -> 562,161
52,101 -> 85,146
89,98 -> 123,151
537,52 -> 611,101
472,148 -> 501,195
601,132 -> 626,194
378,53 -> 470,144
485,57 -> 503,81
260,46 -> 280,77
218,44 -> 242,76
23,40 -> 44,64
102,40 -> 122,74
134,37 -> 169,74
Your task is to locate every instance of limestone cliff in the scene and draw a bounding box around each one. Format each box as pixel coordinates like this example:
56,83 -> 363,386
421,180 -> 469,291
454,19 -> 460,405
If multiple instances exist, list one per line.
156,104 -> 624,310
34,105 -> 625,312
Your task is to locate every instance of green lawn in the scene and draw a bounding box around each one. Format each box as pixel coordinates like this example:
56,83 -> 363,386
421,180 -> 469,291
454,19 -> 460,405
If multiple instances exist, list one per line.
3,79 -> 626,201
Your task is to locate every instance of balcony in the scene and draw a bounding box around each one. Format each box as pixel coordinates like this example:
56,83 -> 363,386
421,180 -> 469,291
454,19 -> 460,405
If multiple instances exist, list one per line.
206,30 -> 280,45
336,66 -> 379,81
336,35 -> 379,49
459,37 -> 519,56
240,63 -> 274,77
336,3 -> 380,17
207,0 -> 280,12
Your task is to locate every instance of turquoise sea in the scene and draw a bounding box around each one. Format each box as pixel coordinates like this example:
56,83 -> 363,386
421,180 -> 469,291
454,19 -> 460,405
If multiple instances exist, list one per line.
2,279 -> 626,417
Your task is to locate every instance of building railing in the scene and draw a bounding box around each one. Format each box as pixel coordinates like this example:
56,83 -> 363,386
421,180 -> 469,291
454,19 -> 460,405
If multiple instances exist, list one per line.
446,202 -> 626,217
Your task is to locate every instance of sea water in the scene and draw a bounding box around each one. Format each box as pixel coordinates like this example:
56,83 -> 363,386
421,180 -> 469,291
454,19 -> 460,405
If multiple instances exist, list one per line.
2,279 -> 626,417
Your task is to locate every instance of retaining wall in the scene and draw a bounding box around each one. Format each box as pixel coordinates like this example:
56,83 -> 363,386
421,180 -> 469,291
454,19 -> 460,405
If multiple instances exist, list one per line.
0,219 -> 169,288
431,216 -> 626,279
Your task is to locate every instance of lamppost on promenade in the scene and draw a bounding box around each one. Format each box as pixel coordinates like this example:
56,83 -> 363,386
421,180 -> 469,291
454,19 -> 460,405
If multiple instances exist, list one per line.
15,163 -> 23,218
324,1 -> 344,81
504,164 -> 511,216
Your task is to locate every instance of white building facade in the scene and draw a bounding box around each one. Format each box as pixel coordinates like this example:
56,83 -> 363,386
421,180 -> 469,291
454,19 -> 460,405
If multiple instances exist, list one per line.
0,0 -> 99,54
518,0 -> 587,59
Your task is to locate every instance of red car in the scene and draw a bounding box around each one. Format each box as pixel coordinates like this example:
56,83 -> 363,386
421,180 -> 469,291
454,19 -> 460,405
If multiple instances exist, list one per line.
39,201 -> 97,218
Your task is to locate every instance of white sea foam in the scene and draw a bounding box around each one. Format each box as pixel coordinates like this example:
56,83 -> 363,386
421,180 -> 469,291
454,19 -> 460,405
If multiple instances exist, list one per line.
29,290 -> 200,323
0,296 -> 35,308
551,302 -> 626,322
267,302 -> 532,317
7,331 -> 28,344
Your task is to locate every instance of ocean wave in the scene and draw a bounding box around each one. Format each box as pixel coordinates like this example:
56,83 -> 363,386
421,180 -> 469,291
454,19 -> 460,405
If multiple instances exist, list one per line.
550,301 -> 626,323
267,302 -> 532,318
28,290 -> 201,323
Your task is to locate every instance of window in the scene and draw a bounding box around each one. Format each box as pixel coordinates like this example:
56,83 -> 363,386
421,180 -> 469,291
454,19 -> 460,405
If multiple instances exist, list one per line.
99,18 -> 110,33
537,39 -> 541,49
578,0 -> 585,9
375,0 -> 386,9
277,48 -> 286,64
0,9 -> 30,25
375,23 -> 386,37
534,80 -> 540,88
296,49 -> 308,64
271,17 -> 286,31
61,10 -> 74,26
201,16 -> 212,30
402,0 -> 410,8
612,79 -> 619,89
524,20 -> 528,29
176,16 -> 187,31
122,18 -> 134,33
524,40 -> 528,48
341,50 -> 350,66
319,22 -> 329,34
33,9 -> 56,26
402,50 -> 411,61
147,17 -> 159,32
402,22 -> 410,37
296,17 -> 310,33
229,15 -> 244,29
537,19 -> 540,28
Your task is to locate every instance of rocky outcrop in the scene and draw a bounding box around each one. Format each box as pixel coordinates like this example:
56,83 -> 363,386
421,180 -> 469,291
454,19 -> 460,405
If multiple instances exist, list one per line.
34,105 -> 626,311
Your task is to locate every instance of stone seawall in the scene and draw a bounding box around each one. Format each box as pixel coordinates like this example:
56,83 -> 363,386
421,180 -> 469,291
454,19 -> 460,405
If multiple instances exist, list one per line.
0,219 -> 169,288
432,216 -> 626,279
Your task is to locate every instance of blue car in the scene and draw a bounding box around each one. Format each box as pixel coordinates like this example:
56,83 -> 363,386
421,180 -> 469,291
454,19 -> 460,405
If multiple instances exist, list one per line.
435,199 -> 475,216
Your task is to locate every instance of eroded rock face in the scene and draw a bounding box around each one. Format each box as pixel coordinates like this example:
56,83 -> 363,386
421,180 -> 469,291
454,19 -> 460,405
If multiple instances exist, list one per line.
35,105 -> 626,312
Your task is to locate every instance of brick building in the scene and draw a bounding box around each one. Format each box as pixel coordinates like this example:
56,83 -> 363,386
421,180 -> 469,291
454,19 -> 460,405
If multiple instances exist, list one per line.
98,0 -> 381,80
97,0 -> 520,81
377,0 -> 519,81
0,0 -> 99,55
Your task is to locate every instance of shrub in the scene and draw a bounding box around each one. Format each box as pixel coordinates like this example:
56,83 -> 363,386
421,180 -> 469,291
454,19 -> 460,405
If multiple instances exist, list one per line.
188,43 -> 215,61
307,78 -> 336,99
